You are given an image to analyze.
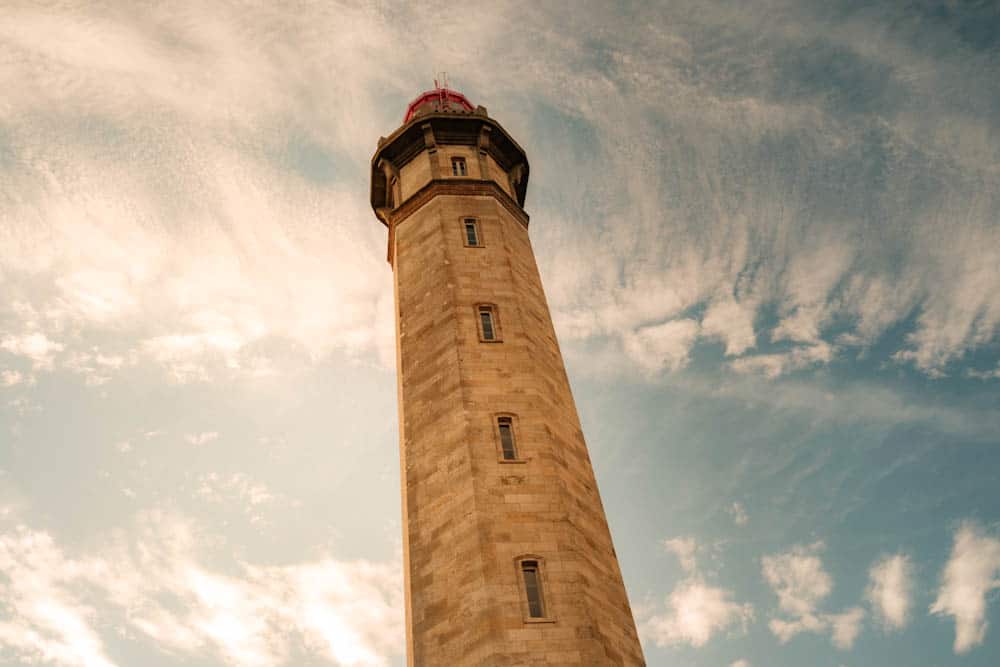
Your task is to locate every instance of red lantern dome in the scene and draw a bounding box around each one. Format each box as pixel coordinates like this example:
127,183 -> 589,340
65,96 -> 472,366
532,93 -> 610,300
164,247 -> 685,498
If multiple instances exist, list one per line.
403,86 -> 475,123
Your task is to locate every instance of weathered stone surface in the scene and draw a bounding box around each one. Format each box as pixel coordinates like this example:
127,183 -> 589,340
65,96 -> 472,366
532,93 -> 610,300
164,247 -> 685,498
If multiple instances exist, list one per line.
373,107 -> 645,666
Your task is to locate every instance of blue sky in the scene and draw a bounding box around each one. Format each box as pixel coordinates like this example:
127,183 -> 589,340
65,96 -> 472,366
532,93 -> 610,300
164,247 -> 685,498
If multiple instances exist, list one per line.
1,1 -> 998,665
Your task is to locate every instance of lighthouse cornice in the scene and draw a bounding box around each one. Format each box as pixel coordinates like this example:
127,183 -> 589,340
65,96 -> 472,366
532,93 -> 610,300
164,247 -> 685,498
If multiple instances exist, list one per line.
369,112 -> 530,221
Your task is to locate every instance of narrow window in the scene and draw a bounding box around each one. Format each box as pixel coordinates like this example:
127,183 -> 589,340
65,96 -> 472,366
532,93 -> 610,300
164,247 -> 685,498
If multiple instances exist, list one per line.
451,157 -> 467,176
476,304 -> 502,342
497,417 -> 516,460
479,307 -> 496,341
464,218 -> 480,246
521,561 -> 545,618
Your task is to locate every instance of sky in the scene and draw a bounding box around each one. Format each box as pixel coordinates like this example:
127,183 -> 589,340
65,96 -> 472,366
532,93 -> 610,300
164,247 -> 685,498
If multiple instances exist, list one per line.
1,1 -> 999,665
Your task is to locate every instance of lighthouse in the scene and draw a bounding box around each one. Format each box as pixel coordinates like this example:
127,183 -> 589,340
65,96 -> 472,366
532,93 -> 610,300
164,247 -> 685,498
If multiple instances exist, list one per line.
370,84 -> 645,666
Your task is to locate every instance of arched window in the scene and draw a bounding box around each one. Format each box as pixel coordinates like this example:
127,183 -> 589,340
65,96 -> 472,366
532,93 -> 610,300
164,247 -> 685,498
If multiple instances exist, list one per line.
463,218 -> 481,247
496,415 -> 517,460
476,304 -> 501,342
519,559 -> 546,619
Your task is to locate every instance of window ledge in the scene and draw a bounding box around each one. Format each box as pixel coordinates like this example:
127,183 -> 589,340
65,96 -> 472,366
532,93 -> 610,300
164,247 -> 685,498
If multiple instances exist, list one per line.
498,458 -> 528,464
523,617 -> 556,624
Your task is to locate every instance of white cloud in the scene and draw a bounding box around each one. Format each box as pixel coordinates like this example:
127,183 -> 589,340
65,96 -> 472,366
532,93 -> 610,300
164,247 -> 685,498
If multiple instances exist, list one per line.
62,350 -> 131,387
663,537 -> 699,574
0,333 -> 64,370
0,526 -> 117,667
837,274 -> 919,348
930,522 -> 1000,654
702,297 -> 757,356
893,228 -> 1000,375
0,511 -> 404,666
762,543 -> 865,649
730,660 -> 751,667
623,319 -> 700,373
185,431 -> 220,446
828,607 -> 865,650
1,369 -> 25,386
727,502 -> 749,527
196,472 -> 272,505
729,342 -> 835,379
195,472 -> 296,526
642,579 -> 754,648
641,536 -> 753,648
7,395 -> 41,416
772,241 -> 854,346
867,553 -> 914,632
763,543 -> 832,640
965,364 -> 1000,380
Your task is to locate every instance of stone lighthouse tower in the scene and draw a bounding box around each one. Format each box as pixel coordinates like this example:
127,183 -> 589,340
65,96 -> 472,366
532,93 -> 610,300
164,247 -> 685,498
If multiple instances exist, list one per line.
370,85 -> 645,666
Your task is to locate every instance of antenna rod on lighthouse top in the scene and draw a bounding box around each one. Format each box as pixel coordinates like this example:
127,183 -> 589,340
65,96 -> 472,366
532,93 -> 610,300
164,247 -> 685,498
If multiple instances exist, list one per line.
434,72 -> 449,109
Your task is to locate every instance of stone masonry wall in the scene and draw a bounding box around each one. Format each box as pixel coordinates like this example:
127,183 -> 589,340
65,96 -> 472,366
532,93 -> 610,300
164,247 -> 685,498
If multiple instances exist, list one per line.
392,176 -> 645,665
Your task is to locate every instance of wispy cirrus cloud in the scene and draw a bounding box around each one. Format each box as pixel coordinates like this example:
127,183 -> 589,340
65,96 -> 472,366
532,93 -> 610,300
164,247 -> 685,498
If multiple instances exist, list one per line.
1,3 -> 400,383
517,3 -> 1000,380
3,1 -> 998,388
